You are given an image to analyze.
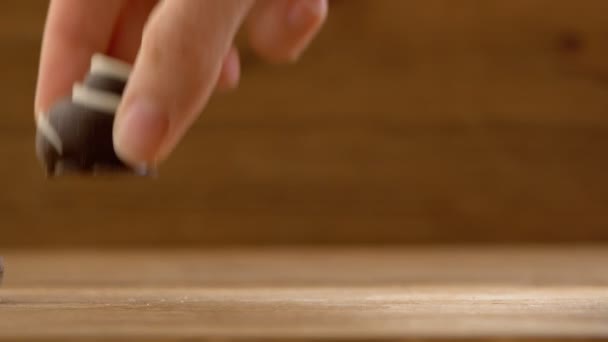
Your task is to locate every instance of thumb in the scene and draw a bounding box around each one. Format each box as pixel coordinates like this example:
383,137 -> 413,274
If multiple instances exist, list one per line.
113,0 -> 254,166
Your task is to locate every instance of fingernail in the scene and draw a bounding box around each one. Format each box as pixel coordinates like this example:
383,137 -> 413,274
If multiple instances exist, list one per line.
288,0 -> 327,30
114,99 -> 169,165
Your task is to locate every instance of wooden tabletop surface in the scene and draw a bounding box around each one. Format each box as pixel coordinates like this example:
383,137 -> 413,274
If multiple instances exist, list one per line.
1,246 -> 607,341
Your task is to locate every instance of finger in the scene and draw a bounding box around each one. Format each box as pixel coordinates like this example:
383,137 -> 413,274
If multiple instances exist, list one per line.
216,46 -> 241,92
113,0 -> 255,166
111,0 -> 240,92
35,0 -> 125,114
110,0 -> 240,92
108,0 -> 159,63
246,0 -> 328,64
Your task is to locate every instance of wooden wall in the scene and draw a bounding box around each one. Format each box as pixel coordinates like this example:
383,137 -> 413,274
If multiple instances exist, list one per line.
1,0 -> 607,247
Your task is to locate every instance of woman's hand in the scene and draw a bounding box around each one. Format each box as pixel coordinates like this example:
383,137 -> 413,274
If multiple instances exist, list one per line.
35,0 -> 328,167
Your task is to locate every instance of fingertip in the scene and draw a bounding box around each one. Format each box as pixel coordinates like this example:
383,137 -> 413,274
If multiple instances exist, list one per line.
217,47 -> 241,92
284,0 -> 328,61
247,0 -> 328,64
113,98 -> 169,166
287,0 -> 328,31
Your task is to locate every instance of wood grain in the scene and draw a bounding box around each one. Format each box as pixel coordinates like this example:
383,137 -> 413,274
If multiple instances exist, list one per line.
1,247 -> 607,341
2,1 -> 608,246
2,287 -> 607,341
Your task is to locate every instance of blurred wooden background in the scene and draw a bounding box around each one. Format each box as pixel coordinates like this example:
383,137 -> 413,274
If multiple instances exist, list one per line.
1,0 -> 608,247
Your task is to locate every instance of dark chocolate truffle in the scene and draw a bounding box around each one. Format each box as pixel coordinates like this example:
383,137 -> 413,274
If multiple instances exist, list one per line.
35,54 -> 151,177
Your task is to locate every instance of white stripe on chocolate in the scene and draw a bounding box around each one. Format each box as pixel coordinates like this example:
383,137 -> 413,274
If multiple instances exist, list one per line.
90,53 -> 132,81
36,113 -> 63,154
72,84 -> 121,114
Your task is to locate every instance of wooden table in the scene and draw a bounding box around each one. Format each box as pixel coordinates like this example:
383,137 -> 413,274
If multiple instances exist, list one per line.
1,246 -> 607,341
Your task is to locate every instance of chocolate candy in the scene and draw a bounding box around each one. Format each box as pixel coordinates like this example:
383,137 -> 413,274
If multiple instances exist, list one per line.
35,54 -> 151,177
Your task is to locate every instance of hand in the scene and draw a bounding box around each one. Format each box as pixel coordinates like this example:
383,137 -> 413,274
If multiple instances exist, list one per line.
35,0 -> 328,167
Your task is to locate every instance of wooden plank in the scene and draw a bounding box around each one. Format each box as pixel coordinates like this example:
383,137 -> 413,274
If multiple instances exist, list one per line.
2,287 -> 607,341
0,247 -> 607,341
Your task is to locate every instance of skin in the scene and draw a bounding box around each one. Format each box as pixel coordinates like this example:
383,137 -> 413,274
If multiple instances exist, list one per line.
35,0 -> 328,168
